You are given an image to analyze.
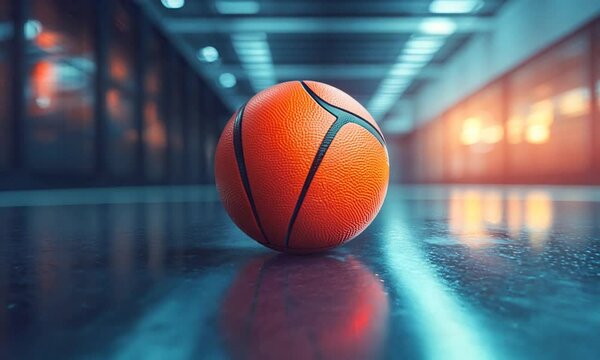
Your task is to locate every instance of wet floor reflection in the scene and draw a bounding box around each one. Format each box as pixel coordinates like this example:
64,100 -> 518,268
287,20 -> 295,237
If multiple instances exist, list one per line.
220,255 -> 389,360
0,186 -> 599,359
448,189 -> 555,248
387,187 -> 600,359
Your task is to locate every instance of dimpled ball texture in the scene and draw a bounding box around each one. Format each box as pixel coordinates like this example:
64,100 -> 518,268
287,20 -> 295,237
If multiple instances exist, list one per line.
214,80 -> 389,253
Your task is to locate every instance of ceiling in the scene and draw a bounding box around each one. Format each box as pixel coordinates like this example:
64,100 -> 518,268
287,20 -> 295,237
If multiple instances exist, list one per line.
139,0 -> 508,131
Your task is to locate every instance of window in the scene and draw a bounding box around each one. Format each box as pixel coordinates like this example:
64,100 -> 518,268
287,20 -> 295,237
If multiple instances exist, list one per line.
461,83 -> 504,181
143,29 -> 167,182
26,0 -> 95,174
507,34 -> 591,179
424,119 -> 445,182
0,0 -> 11,170
106,0 -> 136,177
445,103 -> 467,181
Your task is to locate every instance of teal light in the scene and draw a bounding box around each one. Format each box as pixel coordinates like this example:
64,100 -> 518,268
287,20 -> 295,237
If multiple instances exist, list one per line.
161,0 -> 185,9
219,73 -> 237,88
419,18 -> 457,35
215,1 -> 260,14
429,0 -> 483,14
198,46 -> 220,63
24,19 -> 42,40
382,200 -> 497,360
232,32 -> 276,92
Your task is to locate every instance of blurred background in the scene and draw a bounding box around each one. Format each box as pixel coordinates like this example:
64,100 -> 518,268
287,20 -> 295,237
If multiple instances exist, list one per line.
0,0 -> 599,189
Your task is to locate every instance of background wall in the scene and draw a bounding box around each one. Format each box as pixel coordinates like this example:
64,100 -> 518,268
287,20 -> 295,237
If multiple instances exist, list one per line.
0,0 -> 230,189
389,0 -> 600,184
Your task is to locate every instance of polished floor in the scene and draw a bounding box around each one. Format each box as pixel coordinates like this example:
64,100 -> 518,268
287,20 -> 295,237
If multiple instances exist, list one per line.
1,185 -> 600,359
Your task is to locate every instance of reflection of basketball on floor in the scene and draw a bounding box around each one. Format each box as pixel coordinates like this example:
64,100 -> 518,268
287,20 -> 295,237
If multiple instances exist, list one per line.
220,255 -> 389,360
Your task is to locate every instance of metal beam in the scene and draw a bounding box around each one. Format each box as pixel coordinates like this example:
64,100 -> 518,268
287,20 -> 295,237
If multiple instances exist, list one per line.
217,64 -> 442,80
166,17 -> 494,34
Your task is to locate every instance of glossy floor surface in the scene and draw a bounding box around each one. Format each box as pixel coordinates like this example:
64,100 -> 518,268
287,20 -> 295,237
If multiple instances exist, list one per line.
1,186 -> 600,359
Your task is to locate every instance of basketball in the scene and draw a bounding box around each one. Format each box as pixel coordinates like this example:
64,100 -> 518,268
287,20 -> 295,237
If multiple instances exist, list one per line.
215,80 -> 389,253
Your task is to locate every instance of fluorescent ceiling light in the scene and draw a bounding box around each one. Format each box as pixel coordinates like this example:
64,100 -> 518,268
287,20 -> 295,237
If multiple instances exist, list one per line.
197,46 -> 219,63
219,73 -> 237,88
420,18 -> 457,35
398,53 -> 434,63
405,37 -> 444,50
231,33 -> 267,42
429,0 -> 483,14
161,0 -> 185,9
232,32 -> 276,92
369,33 -> 447,119
390,64 -> 421,75
403,47 -> 440,55
215,1 -> 260,15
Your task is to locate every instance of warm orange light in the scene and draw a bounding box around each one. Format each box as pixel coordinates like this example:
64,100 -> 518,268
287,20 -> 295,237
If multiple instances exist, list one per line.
111,56 -> 128,82
144,103 -> 167,149
480,124 -> 503,144
31,61 -> 56,113
507,192 -> 522,239
460,117 -> 482,145
528,99 -> 553,126
522,99 -> 553,144
558,88 -> 588,117
507,116 -> 523,144
35,31 -> 61,49
525,191 -> 553,249
526,124 -> 550,144
483,191 -> 502,225
448,190 -> 490,248
106,88 -> 129,122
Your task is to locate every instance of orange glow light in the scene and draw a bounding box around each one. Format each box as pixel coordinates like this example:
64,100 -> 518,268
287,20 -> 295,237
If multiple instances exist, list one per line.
507,116 -> 524,144
526,124 -> 550,144
460,117 -> 482,145
35,31 -> 61,49
525,191 -> 553,249
558,88 -> 588,117
480,124 -> 503,144
111,56 -> 128,82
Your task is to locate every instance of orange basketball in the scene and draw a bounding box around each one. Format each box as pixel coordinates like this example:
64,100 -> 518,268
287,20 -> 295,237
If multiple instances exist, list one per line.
214,80 -> 389,253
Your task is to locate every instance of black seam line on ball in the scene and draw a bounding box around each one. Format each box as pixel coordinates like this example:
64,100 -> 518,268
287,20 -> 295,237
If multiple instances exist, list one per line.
299,81 -> 386,146
233,104 -> 271,245
284,118 -> 346,250
284,81 -> 385,250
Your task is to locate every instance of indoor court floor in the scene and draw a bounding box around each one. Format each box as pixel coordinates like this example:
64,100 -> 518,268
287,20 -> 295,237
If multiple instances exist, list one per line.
2,185 -> 600,359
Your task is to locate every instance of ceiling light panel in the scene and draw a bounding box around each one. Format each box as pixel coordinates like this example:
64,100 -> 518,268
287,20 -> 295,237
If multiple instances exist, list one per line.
429,0 -> 484,14
232,32 -> 277,92
216,1 -> 260,15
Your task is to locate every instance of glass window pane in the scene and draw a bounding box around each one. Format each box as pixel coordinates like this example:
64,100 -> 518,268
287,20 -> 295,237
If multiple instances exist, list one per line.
462,83 -> 504,180
446,104 -> 467,181
0,0 -> 11,170
107,0 -> 136,176
508,34 -> 591,179
26,0 -> 96,173
422,120 -> 445,182
144,29 -> 167,182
